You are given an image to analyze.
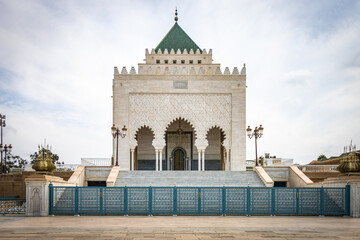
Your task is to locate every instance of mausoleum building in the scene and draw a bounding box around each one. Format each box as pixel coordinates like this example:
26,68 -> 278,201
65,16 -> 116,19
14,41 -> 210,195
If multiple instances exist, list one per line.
112,15 -> 247,171
18,11 -> 356,219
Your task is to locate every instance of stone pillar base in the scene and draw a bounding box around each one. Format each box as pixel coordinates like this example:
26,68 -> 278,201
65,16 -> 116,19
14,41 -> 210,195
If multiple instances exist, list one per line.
25,174 -> 68,217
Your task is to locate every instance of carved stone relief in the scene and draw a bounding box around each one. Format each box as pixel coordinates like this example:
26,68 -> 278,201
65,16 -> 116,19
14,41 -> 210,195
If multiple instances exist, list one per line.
31,188 -> 40,216
167,133 -> 191,158
129,93 -> 231,150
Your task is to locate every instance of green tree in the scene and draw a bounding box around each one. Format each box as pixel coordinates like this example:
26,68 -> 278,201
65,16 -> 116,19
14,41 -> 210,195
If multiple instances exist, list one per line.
30,150 -> 59,164
317,154 -> 327,161
3,153 -> 28,172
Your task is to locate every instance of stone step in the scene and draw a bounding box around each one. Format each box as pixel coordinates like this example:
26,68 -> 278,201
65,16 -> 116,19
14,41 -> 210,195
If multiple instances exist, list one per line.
114,171 -> 265,187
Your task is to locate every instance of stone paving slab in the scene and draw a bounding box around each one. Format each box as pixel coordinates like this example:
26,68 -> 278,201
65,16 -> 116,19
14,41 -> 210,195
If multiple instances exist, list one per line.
0,216 -> 359,239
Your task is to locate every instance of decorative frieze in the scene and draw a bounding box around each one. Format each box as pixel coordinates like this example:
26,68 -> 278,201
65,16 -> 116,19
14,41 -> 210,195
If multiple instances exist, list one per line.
117,65 -> 246,76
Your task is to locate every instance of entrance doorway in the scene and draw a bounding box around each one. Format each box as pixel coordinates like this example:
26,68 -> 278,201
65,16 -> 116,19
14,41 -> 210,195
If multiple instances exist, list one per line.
172,147 -> 186,170
165,118 -> 194,171
87,181 -> 106,187
274,181 -> 287,187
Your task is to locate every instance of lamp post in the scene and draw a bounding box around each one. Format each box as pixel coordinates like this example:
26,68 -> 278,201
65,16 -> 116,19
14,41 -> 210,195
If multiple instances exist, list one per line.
246,125 -> 264,167
0,114 -> 5,174
0,144 -> 12,174
111,124 -> 127,166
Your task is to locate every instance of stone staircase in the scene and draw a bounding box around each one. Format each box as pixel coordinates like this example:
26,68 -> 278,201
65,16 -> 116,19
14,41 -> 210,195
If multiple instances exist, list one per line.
114,171 -> 265,187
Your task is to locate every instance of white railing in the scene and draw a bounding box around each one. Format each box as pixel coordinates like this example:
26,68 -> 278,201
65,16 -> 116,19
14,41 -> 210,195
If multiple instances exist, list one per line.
81,158 -> 111,166
55,164 -> 80,171
246,159 -> 294,167
297,165 -> 339,172
246,160 -> 255,166
23,164 -> 80,171
264,158 -> 293,166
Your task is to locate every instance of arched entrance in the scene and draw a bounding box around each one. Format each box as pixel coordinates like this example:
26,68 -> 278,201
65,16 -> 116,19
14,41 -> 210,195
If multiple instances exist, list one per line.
165,118 -> 195,170
171,147 -> 186,170
206,127 -> 226,170
135,126 -> 155,170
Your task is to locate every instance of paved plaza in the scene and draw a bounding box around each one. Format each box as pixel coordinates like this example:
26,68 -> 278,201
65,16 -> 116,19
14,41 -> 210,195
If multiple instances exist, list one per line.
0,216 -> 359,239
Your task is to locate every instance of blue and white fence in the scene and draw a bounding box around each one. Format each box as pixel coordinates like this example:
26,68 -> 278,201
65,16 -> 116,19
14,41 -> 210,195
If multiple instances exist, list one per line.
0,198 -> 26,214
49,185 -> 350,216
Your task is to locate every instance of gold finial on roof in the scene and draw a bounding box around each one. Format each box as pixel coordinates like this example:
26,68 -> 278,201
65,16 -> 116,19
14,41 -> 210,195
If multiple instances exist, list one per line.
175,8 -> 178,22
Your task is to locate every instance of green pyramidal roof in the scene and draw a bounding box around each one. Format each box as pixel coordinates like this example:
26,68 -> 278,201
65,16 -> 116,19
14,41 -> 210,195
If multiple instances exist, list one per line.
155,22 -> 202,54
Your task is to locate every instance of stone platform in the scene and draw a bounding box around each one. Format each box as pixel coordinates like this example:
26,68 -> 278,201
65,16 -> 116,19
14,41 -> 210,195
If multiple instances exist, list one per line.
0,216 -> 359,239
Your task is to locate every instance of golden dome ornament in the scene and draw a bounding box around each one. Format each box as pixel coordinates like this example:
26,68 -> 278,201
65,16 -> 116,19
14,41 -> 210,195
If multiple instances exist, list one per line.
337,152 -> 360,175
32,145 -> 56,174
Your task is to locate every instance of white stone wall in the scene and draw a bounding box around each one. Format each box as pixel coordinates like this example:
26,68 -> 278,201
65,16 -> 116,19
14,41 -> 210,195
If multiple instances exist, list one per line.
113,50 -> 246,170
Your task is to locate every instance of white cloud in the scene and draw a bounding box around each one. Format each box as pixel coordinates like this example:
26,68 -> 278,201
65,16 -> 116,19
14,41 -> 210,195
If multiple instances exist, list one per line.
0,0 -> 359,165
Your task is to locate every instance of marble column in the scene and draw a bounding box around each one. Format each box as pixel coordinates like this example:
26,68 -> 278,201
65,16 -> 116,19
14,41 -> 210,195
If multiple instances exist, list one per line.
155,150 -> 159,171
159,150 -> 163,171
202,150 -> 205,171
131,149 -> 135,171
198,151 -> 201,171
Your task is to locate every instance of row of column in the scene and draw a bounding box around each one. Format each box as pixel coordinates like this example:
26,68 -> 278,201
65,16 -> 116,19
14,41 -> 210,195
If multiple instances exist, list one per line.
156,149 -> 204,171
129,148 -> 229,171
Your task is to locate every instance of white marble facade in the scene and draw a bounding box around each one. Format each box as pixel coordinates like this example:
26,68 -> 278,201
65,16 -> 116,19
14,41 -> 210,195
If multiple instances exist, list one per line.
113,33 -> 246,171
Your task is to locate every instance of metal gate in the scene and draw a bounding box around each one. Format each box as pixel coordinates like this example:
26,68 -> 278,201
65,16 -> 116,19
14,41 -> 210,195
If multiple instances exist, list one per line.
49,185 -> 350,216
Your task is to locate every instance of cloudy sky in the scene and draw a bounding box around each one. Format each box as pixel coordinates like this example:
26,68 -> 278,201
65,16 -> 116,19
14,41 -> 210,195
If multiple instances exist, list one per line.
0,0 -> 359,165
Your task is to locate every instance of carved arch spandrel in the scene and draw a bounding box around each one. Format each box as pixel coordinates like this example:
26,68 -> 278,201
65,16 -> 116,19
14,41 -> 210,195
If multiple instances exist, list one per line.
129,93 -> 231,149
164,117 -> 197,138
206,125 -> 231,150
130,125 -> 156,149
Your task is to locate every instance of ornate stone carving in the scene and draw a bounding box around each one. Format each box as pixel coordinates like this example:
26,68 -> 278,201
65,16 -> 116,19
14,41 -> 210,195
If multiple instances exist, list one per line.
129,93 -> 231,150
167,133 -> 191,162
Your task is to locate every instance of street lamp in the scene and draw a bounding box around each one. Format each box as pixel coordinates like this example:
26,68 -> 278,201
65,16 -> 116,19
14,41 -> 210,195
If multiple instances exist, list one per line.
56,161 -> 65,170
111,124 -> 127,166
246,125 -> 264,167
0,114 -> 6,174
0,144 -> 12,174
